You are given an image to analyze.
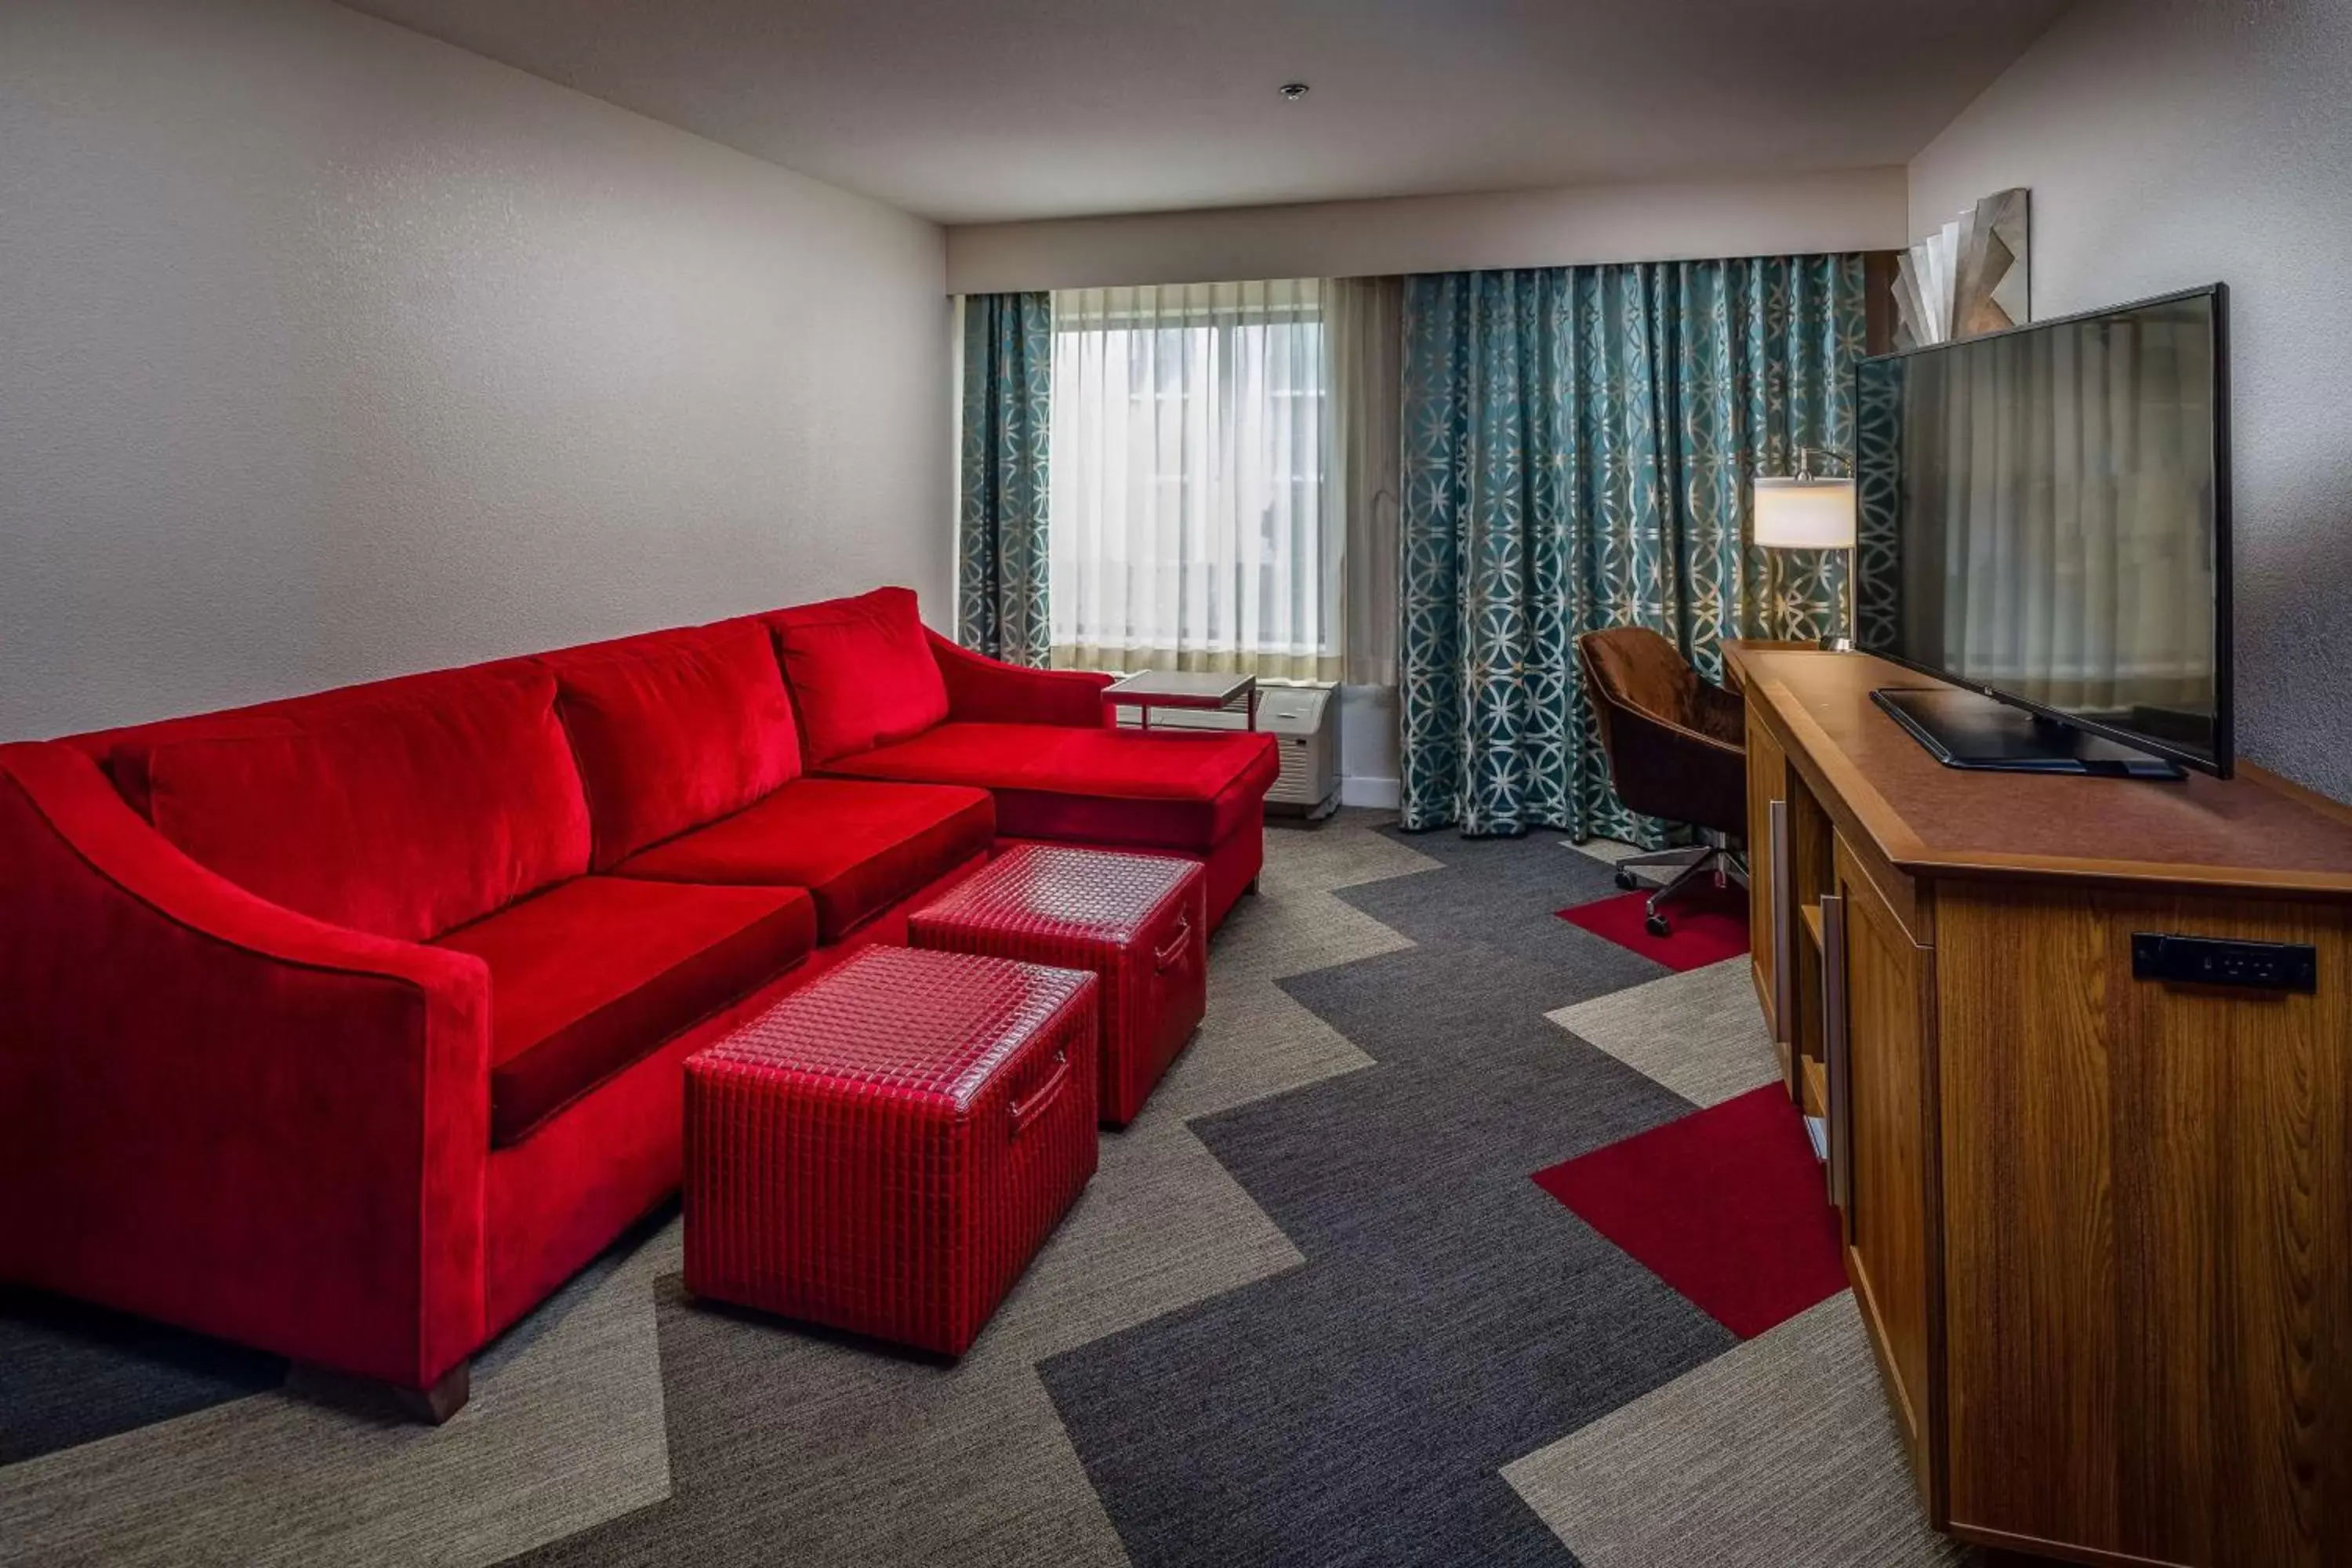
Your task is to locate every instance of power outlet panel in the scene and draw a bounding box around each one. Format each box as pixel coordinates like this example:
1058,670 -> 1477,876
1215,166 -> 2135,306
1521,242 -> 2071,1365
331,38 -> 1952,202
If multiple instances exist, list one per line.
2130,933 -> 2319,994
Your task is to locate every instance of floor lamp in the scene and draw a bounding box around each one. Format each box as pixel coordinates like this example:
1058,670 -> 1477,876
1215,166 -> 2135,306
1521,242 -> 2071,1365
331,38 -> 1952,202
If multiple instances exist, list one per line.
1751,449 -> 1859,651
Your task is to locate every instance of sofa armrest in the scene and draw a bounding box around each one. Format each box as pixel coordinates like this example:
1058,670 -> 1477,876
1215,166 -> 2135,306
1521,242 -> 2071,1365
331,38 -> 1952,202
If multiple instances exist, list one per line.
927,631 -> 1112,728
0,742 -> 492,1388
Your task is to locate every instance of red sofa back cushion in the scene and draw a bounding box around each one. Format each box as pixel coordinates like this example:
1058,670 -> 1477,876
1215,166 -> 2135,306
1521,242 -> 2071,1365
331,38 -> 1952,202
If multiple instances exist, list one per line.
543,620 -> 802,869
127,666 -> 591,942
766,588 -> 949,765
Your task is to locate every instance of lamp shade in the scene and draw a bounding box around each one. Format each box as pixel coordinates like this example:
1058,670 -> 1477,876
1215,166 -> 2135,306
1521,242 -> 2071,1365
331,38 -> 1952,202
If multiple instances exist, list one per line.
1751,477 -> 1857,550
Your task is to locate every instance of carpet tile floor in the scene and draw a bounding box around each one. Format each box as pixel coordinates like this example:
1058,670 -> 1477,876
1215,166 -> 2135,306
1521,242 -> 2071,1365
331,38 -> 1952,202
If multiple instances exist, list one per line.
0,817 -> 1965,1566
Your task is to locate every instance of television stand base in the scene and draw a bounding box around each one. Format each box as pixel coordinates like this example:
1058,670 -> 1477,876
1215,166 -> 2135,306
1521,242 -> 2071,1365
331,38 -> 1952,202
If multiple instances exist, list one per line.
1871,687 -> 2187,780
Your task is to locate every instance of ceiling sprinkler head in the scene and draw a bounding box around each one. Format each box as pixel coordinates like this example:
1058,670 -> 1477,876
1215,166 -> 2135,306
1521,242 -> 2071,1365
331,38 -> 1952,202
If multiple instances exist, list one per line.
1279,82 -> 1310,102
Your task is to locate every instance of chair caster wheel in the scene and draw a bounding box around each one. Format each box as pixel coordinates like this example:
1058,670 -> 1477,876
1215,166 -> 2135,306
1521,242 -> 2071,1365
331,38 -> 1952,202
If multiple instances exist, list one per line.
1645,913 -> 1671,938
1614,869 -> 1639,891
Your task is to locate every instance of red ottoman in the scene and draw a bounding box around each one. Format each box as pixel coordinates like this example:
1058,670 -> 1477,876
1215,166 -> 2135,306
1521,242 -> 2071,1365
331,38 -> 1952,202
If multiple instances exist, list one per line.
908,844 -> 1207,1127
682,946 -> 1098,1356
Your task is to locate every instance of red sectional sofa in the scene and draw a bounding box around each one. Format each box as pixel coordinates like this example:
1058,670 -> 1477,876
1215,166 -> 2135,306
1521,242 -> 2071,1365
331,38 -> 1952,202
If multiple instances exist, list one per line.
0,587 -> 1276,1414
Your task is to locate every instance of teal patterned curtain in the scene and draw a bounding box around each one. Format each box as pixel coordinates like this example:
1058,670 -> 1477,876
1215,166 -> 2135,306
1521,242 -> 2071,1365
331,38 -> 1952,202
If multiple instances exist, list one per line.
1398,256 -> 1866,839
957,293 -> 1053,665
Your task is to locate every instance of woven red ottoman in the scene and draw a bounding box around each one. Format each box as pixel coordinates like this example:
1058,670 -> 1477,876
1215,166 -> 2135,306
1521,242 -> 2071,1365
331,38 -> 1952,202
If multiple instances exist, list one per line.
908,844 -> 1207,1127
682,946 -> 1098,1356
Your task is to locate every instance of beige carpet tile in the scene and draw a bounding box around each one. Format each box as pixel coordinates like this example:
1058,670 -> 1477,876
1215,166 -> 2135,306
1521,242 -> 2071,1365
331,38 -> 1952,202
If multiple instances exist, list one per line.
1156,976 -> 1374,1123
0,1232 -> 672,1568
579,1286 -> 1131,1568
1562,836 -> 1647,867
1545,956 -> 1780,1110
959,1113 -> 1308,1376
1501,1291 -> 1973,1568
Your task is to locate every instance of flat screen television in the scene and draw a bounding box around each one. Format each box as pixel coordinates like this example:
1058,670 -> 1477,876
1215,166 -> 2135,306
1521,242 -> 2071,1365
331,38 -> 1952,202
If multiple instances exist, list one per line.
1853,284 -> 2232,779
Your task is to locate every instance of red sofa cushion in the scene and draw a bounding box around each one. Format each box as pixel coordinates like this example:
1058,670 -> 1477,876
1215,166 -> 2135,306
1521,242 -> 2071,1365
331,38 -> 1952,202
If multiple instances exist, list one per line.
543,620 -> 801,869
821,722 -> 1280,852
620,777 -> 993,942
765,588 -> 949,765
436,875 -> 817,1147
128,667 -> 590,942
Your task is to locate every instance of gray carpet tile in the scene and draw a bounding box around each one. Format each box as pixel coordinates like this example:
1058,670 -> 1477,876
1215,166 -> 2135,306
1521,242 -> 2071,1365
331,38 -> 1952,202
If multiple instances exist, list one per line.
0,1290 -> 284,1465
1225,943 -> 1704,1252
1040,1177 -> 1731,1567
1035,912 -> 1736,1566
1503,1292 -> 1974,1568
1338,828 -> 1669,985
1546,957 -> 1780,1110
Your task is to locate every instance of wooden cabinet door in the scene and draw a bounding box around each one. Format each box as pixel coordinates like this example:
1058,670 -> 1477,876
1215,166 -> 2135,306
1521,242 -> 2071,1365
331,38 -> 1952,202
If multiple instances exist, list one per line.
1827,836 -> 1941,1520
1935,887 -> 2352,1565
1746,699 -> 1788,1061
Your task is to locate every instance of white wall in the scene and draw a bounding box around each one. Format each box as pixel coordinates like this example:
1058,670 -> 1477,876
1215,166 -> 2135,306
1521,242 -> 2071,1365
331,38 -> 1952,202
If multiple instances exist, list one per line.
947,168 -> 1908,294
0,0 -> 950,742
1911,0 -> 2352,802
1336,687 -> 1402,811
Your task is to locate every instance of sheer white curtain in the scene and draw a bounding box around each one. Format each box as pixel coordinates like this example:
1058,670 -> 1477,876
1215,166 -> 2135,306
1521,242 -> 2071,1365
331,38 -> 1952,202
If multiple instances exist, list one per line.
1048,279 -> 1344,680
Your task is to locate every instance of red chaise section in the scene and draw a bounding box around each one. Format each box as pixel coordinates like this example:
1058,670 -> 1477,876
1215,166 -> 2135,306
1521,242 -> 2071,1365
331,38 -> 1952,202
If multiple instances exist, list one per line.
766,590 -> 1280,927
822,720 -> 1276,849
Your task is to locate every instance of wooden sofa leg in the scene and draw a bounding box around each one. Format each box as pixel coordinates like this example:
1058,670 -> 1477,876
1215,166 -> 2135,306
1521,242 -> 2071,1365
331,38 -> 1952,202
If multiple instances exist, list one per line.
286,1357 -> 470,1425
402,1360 -> 471,1425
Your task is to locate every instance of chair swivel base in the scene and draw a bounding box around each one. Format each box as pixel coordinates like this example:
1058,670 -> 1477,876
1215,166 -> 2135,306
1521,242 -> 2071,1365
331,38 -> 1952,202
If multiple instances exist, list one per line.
1611,840 -> 1747,936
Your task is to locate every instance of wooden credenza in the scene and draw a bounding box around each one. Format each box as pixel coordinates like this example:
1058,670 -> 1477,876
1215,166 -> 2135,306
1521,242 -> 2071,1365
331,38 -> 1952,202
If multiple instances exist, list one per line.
1728,643 -> 2352,1568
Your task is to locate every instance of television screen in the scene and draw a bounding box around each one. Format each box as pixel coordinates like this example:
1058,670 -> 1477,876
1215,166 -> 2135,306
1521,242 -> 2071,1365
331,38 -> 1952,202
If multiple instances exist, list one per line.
1854,286 -> 2230,775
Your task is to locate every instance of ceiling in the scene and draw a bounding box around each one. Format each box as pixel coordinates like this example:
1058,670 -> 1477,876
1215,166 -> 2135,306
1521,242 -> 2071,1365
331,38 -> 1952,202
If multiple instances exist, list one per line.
345,0 -> 2074,226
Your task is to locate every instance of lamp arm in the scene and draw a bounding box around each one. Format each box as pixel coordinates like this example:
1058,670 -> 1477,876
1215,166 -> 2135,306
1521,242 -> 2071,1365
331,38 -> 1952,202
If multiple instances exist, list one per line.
1789,445 -> 1857,481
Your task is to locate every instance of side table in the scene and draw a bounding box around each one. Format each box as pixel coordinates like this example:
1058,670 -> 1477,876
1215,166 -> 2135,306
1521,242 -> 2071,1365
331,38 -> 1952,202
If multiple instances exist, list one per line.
1101,670 -> 1258,731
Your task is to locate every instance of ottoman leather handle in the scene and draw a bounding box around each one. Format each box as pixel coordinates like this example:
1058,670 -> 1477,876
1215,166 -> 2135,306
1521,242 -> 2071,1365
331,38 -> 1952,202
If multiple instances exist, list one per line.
1009,1048 -> 1072,1138
1153,911 -> 1194,973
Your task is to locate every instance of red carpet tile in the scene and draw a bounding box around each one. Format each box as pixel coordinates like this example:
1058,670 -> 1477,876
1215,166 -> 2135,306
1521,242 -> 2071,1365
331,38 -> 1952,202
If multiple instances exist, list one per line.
1532,1084 -> 1845,1339
1556,880 -> 1748,971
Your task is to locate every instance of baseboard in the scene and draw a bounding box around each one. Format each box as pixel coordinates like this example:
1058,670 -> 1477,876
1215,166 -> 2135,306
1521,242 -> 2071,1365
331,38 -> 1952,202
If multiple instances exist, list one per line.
1339,775 -> 1401,810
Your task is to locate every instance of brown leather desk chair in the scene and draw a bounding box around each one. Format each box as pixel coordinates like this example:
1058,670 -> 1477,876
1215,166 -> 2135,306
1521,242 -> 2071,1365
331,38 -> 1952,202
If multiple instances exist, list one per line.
1573,626 -> 1748,935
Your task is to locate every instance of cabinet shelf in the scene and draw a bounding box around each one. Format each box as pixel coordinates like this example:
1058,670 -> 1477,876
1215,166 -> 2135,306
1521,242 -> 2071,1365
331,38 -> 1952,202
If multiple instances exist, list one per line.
1799,902 -> 1824,950
1802,1055 -> 1828,1120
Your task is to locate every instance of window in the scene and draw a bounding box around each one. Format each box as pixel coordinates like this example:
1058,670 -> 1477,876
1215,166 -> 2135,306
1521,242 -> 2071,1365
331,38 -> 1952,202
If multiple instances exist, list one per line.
1047,280 -> 1341,681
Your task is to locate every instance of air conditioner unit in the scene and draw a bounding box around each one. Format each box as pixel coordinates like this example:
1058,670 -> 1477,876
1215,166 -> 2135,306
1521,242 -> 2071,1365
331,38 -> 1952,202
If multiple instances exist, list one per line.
1113,684 -> 1340,818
